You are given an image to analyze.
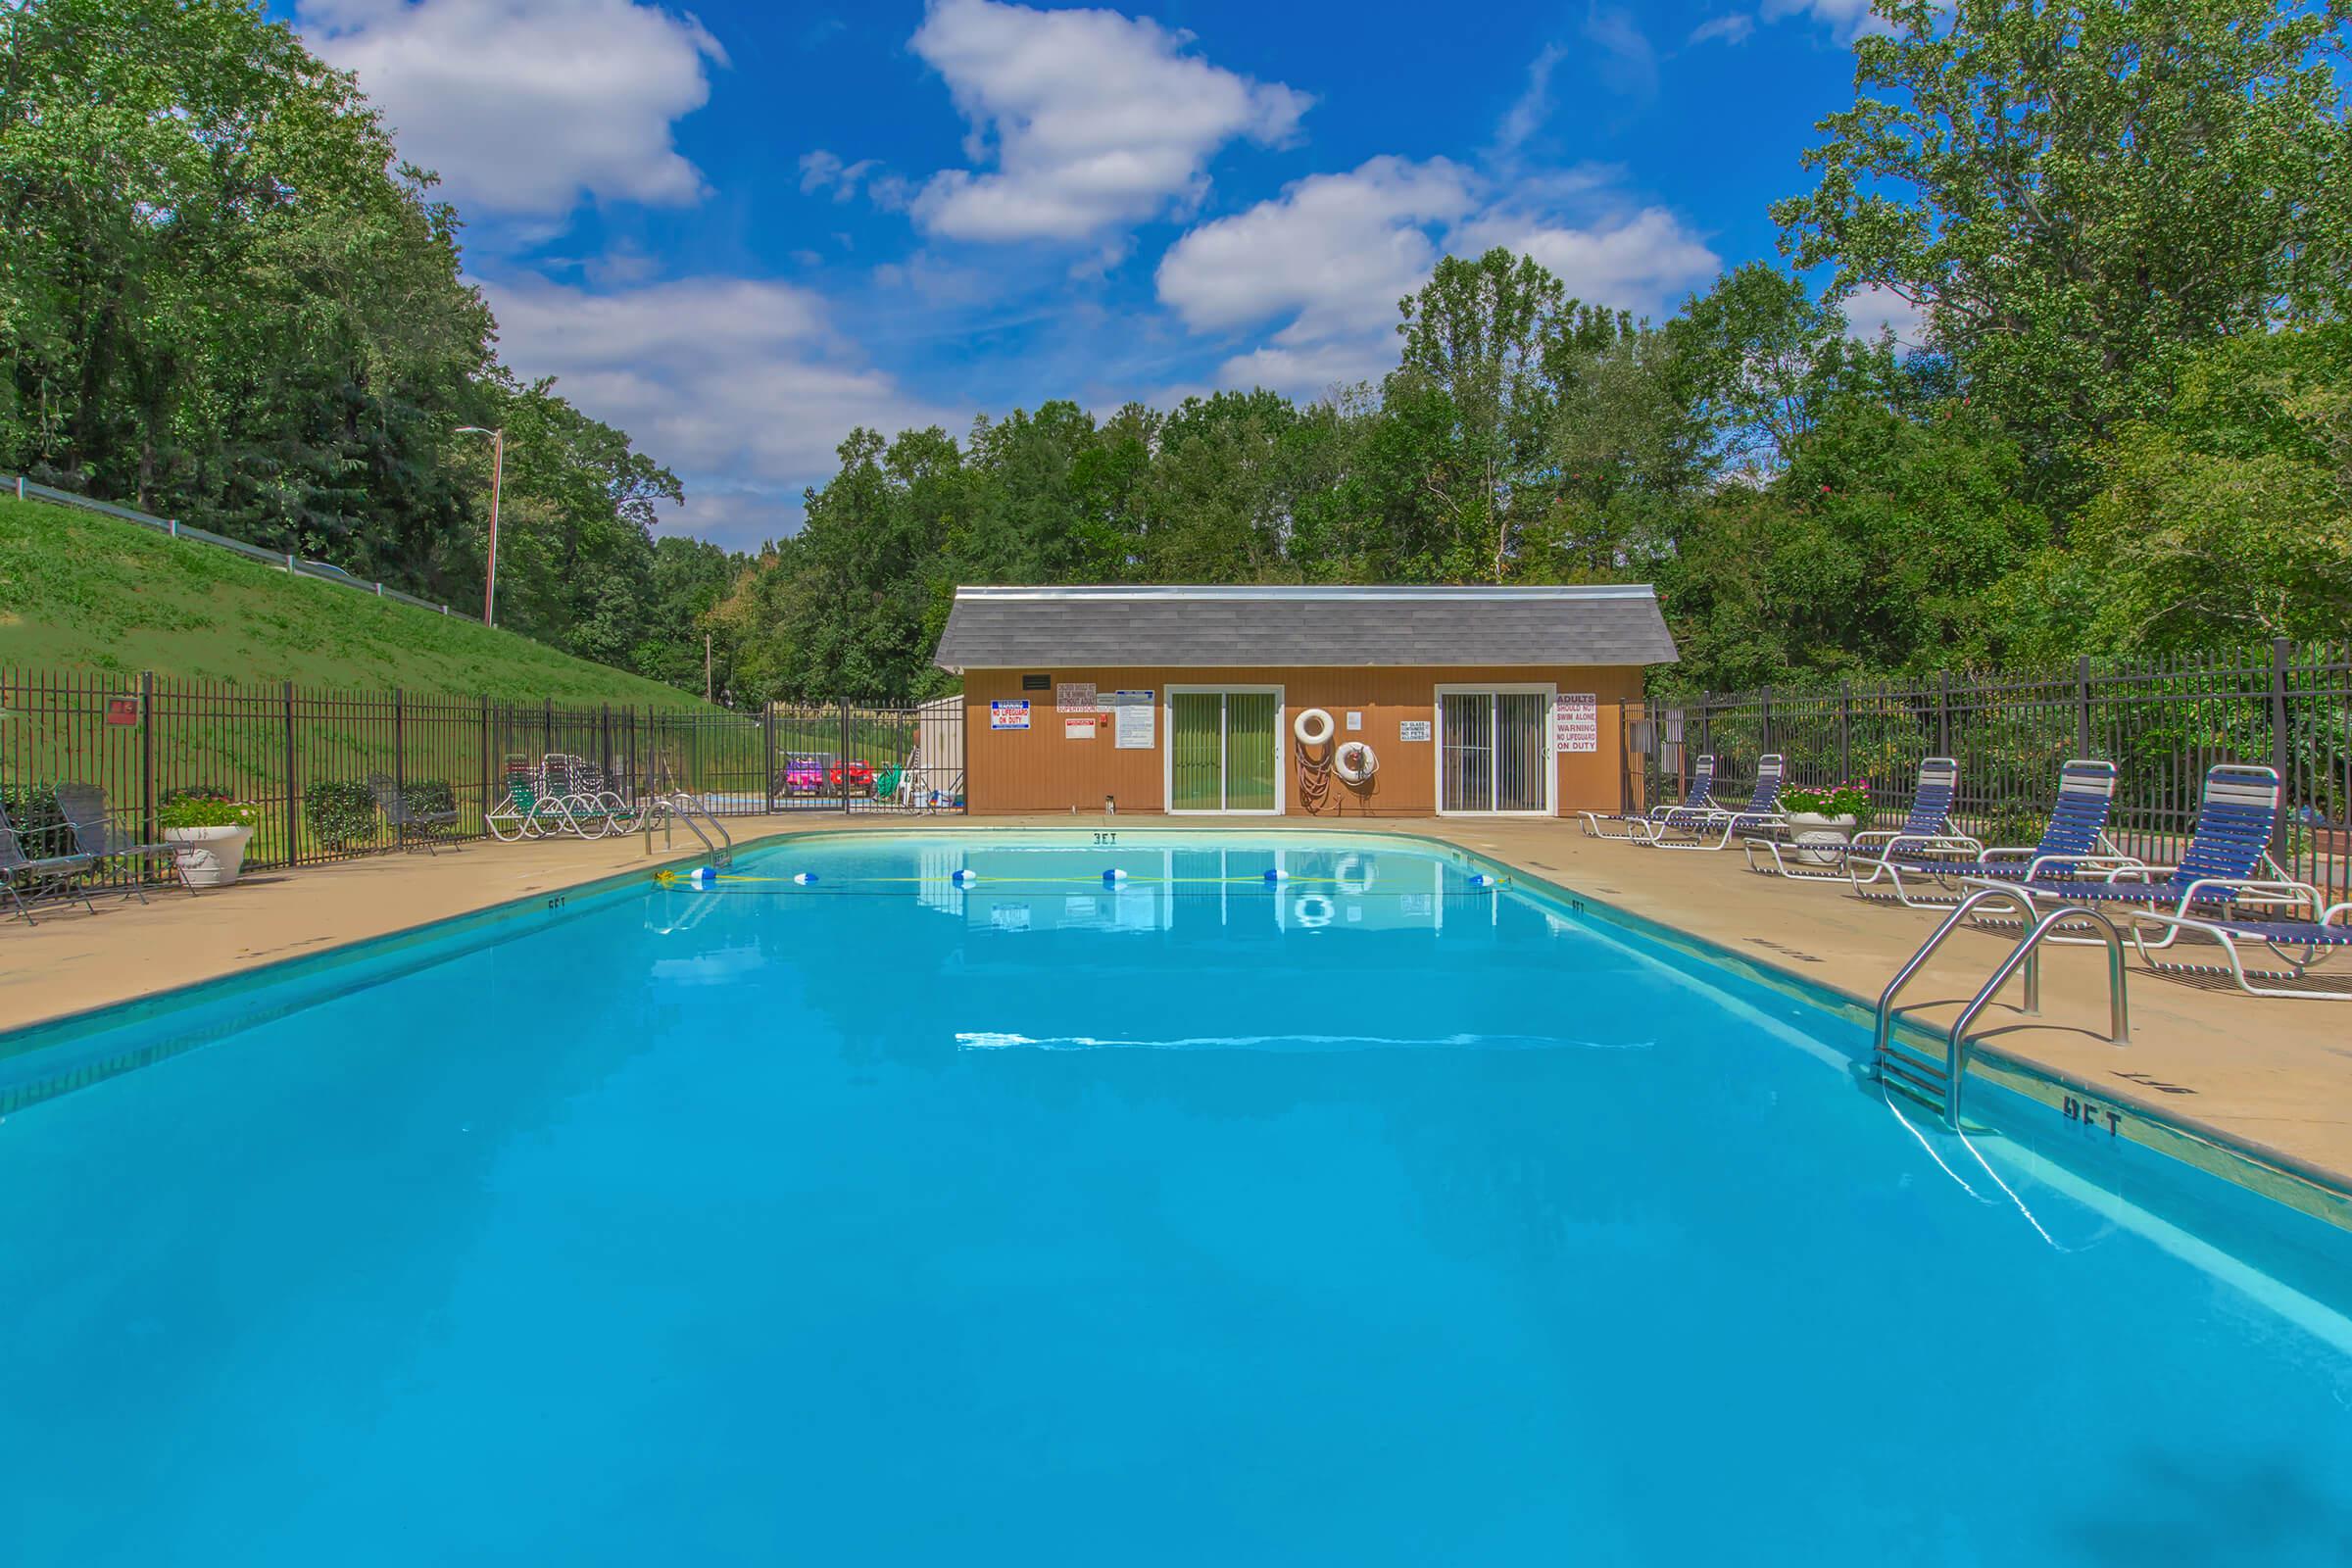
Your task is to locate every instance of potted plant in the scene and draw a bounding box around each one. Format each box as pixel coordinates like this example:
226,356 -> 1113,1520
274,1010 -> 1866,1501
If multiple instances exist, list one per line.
1779,779 -> 1872,865
161,796 -> 262,887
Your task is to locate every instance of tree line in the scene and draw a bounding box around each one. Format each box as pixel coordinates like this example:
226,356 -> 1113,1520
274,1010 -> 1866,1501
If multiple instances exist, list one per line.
0,0 -> 742,692
728,0 -> 2352,701
6,0 -> 2348,705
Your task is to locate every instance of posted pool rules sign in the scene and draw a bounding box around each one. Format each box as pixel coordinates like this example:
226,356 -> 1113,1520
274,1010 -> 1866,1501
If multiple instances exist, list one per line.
1554,694 -> 1597,754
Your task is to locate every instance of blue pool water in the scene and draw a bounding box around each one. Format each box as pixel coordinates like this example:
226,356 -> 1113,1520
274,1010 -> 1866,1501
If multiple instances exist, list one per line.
3,833 -> 2350,1565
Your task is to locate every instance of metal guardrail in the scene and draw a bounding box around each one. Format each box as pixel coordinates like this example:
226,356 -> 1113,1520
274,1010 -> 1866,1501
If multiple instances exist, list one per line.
6,471 -> 463,619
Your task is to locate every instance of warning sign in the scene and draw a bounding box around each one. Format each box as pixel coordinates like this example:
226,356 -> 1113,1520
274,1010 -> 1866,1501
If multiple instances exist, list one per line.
1555,693 -> 1597,754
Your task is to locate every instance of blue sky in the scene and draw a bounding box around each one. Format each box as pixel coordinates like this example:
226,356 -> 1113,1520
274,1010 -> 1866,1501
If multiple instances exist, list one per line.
285,0 -> 1913,548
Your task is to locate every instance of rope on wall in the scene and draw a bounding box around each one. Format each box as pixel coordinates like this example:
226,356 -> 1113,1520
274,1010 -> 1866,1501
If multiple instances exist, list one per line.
1298,738 -> 1335,813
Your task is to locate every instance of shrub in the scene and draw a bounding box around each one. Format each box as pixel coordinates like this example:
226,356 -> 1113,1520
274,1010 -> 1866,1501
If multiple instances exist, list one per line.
161,782 -> 238,805
0,783 -> 68,858
303,779 -> 378,849
404,779 -> 456,816
159,797 -> 260,830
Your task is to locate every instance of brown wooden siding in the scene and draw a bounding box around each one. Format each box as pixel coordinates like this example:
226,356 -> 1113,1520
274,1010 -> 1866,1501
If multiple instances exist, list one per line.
961,664 -> 1645,816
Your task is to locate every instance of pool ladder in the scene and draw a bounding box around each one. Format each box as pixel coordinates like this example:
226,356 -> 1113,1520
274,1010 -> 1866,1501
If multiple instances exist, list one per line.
652,789 -> 733,868
1871,889 -> 2131,1129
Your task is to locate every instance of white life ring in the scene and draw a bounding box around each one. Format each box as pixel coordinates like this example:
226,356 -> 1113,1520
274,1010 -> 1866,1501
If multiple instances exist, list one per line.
1293,893 -> 1335,929
1334,741 -> 1378,784
1334,853 -> 1375,897
1293,707 -> 1335,748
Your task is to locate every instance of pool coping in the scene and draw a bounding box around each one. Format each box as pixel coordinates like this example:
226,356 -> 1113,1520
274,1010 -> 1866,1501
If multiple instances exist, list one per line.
4,820 -> 2347,1236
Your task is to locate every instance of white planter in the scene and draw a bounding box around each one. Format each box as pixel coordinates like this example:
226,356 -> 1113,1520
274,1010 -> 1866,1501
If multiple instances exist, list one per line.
1785,811 -> 1859,867
165,824 -> 255,887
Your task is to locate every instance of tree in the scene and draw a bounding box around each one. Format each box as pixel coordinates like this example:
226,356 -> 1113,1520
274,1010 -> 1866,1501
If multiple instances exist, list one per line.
1775,0 -> 2352,503
1391,248 -> 1621,580
0,0 -> 725,698
1539,321 -> 1706,579
1670,264 -> 1856,479
2026,326 -> 2352,654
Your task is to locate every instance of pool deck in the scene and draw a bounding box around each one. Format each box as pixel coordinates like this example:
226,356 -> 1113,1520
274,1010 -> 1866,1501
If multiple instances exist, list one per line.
4,811 -> 2347,1201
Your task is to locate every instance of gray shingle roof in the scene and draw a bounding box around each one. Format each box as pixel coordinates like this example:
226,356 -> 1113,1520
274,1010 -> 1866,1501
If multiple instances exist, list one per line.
933,585 -> 1680,670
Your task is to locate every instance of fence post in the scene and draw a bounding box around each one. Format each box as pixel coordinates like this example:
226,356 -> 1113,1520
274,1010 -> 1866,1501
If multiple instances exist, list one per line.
139,670 -> 157,855
601,704 -> 612,785
1936,669 -> 1951,757
282,680 -> 299,867
393,689 -> 406,834
1838,679 -> 1851,783
763,703 -> 776,815
2271,637 -> 2294,861
481,695 -> 493,834
1759,686 -> 1772,756
839,695 -> 853,815
543,697 -> 554,760
1698,691 -> 1711,763
2071,655 -> 2092,756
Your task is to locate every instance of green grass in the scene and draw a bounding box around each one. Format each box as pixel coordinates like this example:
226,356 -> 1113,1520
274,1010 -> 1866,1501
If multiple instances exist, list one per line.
0,496 -> 708,707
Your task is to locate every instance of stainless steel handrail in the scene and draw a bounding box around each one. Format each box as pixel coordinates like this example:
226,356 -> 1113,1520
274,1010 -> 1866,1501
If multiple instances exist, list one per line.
1941,904 -> 2130,1129
1871,886 -> 2017,1068
651,789 -> 733,867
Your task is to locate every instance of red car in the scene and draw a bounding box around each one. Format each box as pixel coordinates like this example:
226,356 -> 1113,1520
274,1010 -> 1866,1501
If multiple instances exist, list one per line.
778,756 -> 878,796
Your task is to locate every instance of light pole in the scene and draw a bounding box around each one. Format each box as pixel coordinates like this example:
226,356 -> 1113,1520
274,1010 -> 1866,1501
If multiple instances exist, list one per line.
456,425 -> 505,625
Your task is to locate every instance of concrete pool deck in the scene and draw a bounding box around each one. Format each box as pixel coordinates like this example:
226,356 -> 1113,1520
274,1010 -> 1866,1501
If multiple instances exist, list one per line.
4,810 -> 2347,1207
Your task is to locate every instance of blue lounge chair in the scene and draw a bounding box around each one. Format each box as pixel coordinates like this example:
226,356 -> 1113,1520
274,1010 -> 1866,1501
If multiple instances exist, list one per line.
1579,754 -> 1717,840
1633,754 -> 1786,850
1743,756 -> 1981,882
1858,759 -> 2131,907
2131,888 -> 2352,1001
1961,762 -> 2306,943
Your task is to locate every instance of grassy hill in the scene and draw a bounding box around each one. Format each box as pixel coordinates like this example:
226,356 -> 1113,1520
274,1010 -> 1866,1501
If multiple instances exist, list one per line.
0,496 -> 709,706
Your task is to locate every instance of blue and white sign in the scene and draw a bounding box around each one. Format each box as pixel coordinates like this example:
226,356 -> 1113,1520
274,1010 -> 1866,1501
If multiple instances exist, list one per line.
990,700 -> 1032,730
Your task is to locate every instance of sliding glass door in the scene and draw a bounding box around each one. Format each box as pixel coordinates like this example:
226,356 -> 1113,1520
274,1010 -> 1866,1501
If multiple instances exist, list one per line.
1437,687 -> 1553,814
1167,688 -> 1283,813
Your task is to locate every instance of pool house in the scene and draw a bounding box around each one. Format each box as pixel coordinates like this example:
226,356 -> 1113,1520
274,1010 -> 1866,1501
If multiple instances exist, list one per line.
932,583 -> 1680,817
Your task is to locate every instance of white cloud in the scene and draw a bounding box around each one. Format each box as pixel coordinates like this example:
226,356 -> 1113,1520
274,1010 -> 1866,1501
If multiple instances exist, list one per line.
1156,158 -> 1718,399
1582,7 -> 1658,100
906,0 -> 1311,243
1760,0 -> 1896,40
799,150 -> 881,201
1839,282 -> 1931,346
1450,207 -> 1720,315
1157,157 -> 1478,340
1494,43 -> 1565,156
1688,13 -> 1757,44
482,275 -> 962,544
300,0 -> 724,216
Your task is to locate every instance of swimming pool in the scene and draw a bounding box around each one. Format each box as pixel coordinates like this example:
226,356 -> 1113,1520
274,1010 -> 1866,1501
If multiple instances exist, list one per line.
3,832 -> 2349,1565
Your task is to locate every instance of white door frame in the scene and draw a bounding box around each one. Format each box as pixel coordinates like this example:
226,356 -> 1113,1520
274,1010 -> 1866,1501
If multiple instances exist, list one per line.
1163,684 -> 1287,815
1433,682 -> 1556,816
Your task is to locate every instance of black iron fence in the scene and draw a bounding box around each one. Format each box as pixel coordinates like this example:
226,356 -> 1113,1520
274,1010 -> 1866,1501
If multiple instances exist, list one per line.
1620,639 -> 2352,901
0,669 -> 966,884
